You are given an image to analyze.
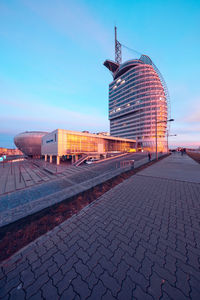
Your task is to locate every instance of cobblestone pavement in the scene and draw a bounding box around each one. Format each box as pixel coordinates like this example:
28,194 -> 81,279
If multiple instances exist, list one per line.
0,154 -> 200,299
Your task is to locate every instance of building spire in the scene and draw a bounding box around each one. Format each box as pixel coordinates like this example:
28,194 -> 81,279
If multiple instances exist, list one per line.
115,26 -> 122,64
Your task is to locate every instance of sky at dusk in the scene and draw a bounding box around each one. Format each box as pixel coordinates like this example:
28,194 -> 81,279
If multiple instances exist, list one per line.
0,0 -> 200,148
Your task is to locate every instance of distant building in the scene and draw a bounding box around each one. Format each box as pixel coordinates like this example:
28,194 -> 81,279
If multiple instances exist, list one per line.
95,132 -> 110,136
0,147 -> 23,156
104,29 -> 169,152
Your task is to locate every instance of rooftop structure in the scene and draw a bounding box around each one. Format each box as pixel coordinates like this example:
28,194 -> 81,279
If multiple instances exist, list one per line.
104,28 -> 169,152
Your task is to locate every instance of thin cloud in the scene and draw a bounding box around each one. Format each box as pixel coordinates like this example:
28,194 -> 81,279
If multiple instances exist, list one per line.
181,97 -> 200,123
23,0 -> 113,55
1,98 -> 109,133
184,111 -> 200,123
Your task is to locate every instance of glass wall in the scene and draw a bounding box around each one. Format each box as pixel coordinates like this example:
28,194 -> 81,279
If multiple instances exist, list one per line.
58,131 -> 135,154
66,134 -> 100,153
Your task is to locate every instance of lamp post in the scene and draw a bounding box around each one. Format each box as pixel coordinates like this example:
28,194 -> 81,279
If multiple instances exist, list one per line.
156,117 -> 174,160
167,132 -> 177,153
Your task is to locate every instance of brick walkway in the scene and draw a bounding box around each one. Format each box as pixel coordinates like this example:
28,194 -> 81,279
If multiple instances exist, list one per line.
0,154 -> 200,299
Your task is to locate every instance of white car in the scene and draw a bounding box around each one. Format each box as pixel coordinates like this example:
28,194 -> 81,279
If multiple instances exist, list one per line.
85,159 -> 98,164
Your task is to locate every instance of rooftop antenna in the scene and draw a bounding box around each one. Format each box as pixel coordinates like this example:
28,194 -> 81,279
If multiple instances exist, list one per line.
115,26 -> 122,64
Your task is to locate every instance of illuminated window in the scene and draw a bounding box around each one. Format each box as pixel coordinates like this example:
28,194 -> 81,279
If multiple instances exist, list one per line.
116,78 -> 121,83
120,80 -> 125,85
113,85 -> 117,90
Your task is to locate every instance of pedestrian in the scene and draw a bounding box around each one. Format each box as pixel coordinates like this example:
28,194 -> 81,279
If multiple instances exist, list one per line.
148,152 -> 151,161
181,149 -> 183,156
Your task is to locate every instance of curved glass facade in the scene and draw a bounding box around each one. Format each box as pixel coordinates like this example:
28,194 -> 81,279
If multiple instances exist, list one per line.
104,55 -> 169,151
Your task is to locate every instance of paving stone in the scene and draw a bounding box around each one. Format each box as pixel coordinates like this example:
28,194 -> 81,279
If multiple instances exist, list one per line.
21,268 -> 35,289
41,279 -> 59,299
71,274 -> 91,299
117,275 -> 135,300
6,260 -> 29,282
41,247 -> 58,263
9,286 -> 26,300
26,272 -> 49,298
123,253 -> 141,272
74,261 -> 91,280
100,270 -> 120,297
99,256 -> 117,277
75,248 -> 90,265
34,257 -> 54,278
133,285 -> 154,300
162,281 -> 189,300
128,269 -> 149,292
92,263 -> 104,278
87,271 -> 98,290
31,259 -> 41,271
53,252 -> 66,268
139,256 -> 153,280
175,268 -> 190,297
113,260 -> 129,283
25,251 -> 38,264
48,263 -> 60,277
60,285 -> 75,300
110,248 -> 125,267
28,289 -> 43,300
56,268 -> 77,295
86,252 -> 102,270
88,280 -> 107,299
101,289 -> 116,300
189,287 -> 200,300
153,264 -> 176,286
61,255 -> 79,275
147,272 -> 163,299
0,276 -> 21,298
160,291 -> 172,300
51,269 -> 63,286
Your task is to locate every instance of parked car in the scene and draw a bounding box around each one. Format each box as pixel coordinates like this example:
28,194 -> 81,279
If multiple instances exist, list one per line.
85,158 -> 98,164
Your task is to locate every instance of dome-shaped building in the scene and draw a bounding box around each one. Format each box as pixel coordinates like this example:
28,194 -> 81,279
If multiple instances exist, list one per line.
14,131 -> 48,157
104,54 -> 169,152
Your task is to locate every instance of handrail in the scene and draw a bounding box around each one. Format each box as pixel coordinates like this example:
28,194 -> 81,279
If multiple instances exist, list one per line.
73,154 -> 88,166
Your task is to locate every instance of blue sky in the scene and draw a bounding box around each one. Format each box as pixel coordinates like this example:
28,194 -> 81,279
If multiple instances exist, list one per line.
0,0 -> 200,148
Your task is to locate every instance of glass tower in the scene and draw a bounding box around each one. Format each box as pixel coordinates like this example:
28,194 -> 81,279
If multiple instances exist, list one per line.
104,54 -> 169,151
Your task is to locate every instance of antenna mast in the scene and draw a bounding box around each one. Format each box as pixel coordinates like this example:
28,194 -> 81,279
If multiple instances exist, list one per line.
115,26 -> 122,64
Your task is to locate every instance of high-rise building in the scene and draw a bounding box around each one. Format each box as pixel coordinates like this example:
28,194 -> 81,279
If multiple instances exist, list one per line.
104,28 -> 169,152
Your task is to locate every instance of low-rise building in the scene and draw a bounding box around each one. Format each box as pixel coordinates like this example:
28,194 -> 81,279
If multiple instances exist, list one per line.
41,129 -> 136,164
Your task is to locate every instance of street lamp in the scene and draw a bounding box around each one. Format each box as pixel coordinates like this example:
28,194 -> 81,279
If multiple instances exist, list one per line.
155,110 -> 174,160
167,132 -> 177,153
